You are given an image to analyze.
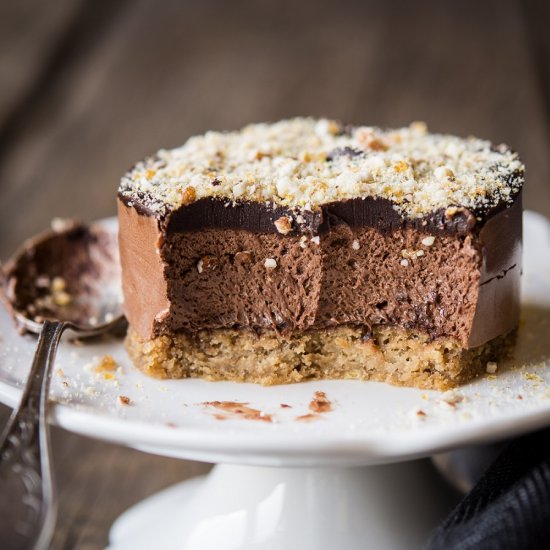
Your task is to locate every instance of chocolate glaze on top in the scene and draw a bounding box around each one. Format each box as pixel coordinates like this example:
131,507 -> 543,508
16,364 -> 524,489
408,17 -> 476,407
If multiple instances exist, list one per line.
118,190 -> 520,237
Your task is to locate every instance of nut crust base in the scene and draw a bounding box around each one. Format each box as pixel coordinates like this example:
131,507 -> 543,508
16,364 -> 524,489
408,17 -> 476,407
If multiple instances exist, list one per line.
125,325 -> 516,390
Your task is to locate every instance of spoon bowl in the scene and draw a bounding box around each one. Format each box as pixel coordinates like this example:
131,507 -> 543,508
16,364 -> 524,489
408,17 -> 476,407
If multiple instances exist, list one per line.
2,217 -> 123,334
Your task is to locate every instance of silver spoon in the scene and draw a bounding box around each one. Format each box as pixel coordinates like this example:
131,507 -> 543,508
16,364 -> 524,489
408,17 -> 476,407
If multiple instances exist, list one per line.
0,218 -> 124,550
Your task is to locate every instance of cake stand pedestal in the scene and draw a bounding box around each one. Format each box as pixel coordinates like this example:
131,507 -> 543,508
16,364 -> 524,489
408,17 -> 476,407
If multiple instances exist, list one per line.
107,460 -> 457,550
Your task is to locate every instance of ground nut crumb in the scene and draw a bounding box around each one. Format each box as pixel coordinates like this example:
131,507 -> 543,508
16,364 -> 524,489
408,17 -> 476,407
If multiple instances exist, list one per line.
400,259 -> 409,267
434,166 -> 455,180
311,236 -> 320,245
53,291 -> 71,307
264,258 -> 277,269
393,160 -> 409,173
274,216 -> 293,234
486,361 -> 498,374
445,206 -> 459,219
421,236 -> 436,246
181,186 -> 197,205
352,239 -> 360,250
51,277 -> 66,292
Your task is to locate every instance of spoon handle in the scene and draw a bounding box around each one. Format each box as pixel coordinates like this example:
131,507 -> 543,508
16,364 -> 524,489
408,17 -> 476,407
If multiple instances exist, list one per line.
0,320 -> 65,550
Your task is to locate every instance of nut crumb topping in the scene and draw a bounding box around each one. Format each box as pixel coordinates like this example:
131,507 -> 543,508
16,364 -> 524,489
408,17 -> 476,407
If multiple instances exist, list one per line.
264,258 -> 277,269
274,215 -> 293,234
181,186 -> 197,205
120,118 -> 523,218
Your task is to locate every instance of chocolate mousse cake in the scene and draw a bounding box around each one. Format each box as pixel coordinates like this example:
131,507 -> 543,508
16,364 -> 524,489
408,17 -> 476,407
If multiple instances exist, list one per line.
118,118 -> 523,390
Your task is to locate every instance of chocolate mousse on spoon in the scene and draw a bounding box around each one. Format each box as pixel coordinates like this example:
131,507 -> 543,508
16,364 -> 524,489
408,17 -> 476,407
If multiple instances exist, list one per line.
0,218 -> 123,550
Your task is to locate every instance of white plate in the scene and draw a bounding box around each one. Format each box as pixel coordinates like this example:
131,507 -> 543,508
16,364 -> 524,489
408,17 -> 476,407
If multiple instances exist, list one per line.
1,212 -> 550,467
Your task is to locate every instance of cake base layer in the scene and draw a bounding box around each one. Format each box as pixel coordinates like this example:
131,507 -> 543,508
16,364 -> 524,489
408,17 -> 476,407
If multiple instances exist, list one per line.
125,325 -> 516,390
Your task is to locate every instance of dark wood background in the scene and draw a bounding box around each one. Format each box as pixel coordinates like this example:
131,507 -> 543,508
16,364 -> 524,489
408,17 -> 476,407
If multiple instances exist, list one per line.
1,0 -> 549,547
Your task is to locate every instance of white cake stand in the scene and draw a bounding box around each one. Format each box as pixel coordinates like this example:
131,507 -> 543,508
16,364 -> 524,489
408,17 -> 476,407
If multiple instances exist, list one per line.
1,211 -> 550,550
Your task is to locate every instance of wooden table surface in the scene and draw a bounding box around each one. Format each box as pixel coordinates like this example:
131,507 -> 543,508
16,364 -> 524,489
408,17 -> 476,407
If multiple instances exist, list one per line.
1,0 -> 549,547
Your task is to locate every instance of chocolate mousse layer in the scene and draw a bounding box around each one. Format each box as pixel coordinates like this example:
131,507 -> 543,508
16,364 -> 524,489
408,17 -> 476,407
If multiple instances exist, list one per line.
118,191 -> 521,350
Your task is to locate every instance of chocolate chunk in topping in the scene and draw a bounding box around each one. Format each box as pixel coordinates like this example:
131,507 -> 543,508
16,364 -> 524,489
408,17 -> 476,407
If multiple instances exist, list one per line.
326,146 -> 364,162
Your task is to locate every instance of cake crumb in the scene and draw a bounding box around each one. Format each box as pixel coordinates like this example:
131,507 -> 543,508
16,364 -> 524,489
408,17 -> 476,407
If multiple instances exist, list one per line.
296,413 -> 321,422
94,354 -> 118,373
117,395 -> 132,406
439,392 -> 464,409
280,403 -> 292,408
309,391 -> 332,413
410,408 -> 427,420
202,401 -> 273,422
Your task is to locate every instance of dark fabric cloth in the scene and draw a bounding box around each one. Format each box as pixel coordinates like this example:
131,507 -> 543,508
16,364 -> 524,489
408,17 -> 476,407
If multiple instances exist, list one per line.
427,427 -> 550,550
